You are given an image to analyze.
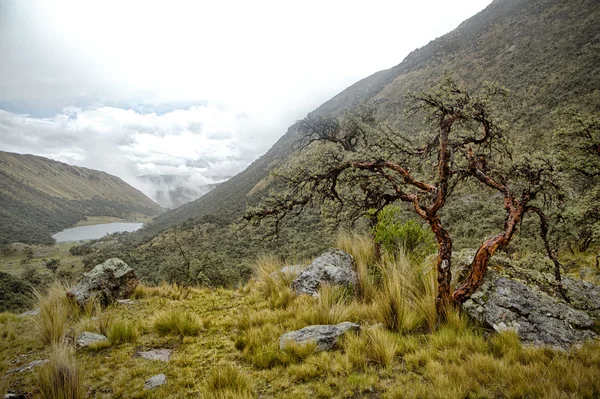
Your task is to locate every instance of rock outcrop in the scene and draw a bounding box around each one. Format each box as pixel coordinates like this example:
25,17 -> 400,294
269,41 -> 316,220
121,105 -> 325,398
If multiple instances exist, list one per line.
462,269 -> 598,349
279,322 -> 360,351
291,249 -> 357,297
67,258 -> 138,307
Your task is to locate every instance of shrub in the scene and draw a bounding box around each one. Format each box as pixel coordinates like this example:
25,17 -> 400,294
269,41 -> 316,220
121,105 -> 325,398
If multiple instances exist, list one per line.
373,207 -> 436,258
152,309 -> 202,336
36,344 -> 82,399
107,319 -> 138,344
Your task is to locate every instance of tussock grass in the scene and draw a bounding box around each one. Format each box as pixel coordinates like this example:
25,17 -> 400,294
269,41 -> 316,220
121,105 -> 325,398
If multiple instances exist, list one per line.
134,282 -> 193,300
301,284 -> 359,325
345,328 -> 398,369
107,318 -> 138,344
152,308 -> 202,336
0,374 -> 11,399
0,312 -> 18,323
253,254 -> 298,309
32,281 -> 73,345
201,362 -> 253,398
337,231 -> 378,302
36,344 -> 82,399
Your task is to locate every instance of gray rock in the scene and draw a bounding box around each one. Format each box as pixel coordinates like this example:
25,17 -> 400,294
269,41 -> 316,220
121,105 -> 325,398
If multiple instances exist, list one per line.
144,374 -> 167,390
271,264 -> 304,278
76,332 -> 108,348
67,258 -> 138,307
562,277 -> 600,319
7,359 -> 47,374
279,322 -> 360,351
116,299 -> 137,306
579,267 -> 599,281
291,249 -> 357,297
17,308 -> 40,318
462,270 -> 597,349
137,349 -> 172,362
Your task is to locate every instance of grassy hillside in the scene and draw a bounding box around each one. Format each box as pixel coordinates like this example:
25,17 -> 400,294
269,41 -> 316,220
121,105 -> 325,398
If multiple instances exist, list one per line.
0,151 -> 162,245
2,240 -> 599,398
143,0 -> 600,239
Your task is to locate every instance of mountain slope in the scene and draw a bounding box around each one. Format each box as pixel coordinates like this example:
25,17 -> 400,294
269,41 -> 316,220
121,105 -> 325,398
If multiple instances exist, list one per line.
143,0 -> 600,237
0,151 -> 162,245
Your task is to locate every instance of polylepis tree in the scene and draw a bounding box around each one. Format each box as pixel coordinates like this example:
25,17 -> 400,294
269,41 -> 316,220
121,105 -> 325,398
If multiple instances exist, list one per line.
245,77 -> 564,317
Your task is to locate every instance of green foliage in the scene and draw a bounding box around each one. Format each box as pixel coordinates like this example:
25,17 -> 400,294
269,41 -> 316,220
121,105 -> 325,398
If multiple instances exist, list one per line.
373,207 -> 436,258
0,271 -> 31,313
44,258 -> 61,275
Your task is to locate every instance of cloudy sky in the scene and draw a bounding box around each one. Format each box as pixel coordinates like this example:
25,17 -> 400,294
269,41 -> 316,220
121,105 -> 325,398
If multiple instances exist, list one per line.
0,0 -> 492,204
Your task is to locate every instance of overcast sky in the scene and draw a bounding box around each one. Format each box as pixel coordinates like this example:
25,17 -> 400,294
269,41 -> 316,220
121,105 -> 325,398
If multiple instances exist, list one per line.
0,0 -> 492,201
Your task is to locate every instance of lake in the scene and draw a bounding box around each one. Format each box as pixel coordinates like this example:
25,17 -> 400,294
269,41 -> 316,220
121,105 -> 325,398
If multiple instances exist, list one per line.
52,222 -> 144,243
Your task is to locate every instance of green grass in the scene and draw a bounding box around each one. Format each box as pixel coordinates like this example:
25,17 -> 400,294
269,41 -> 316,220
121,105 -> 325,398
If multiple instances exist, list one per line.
107,318 -> 139,344
152,309 -> 202,337
0,242 -> 84,277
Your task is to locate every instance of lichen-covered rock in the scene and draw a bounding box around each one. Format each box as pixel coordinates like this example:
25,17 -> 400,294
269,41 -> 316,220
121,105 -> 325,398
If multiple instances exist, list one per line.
137,349 -> 172,362
67,258 -> 138,307
462,270 -> 597,349
561,277 -> 600,319
7,359 -> 47,374
279,322 -> 360,351
291,249 -> 357,297
271,264 -> 304,278
76,332 -> 108,348
144,374 -> 166,390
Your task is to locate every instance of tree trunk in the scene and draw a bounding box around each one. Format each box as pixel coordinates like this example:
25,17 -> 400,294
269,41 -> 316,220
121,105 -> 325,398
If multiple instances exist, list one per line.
453,201 -> 525,302
429,216 -> 453,315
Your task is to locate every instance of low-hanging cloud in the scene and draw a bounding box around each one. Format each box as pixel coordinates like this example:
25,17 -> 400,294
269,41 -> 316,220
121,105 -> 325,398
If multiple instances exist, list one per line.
0,104 -> 268,204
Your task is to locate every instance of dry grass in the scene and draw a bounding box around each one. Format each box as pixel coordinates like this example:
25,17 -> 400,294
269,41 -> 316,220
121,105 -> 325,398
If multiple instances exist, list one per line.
345,327 -> 398,369
337,231 -> 378,302
134,282 -> 194,300
0,374 -> 11,398
36,344 -> 82,399
31,281 -> 73,345
201,362 -> 254,398
152,308 -> 202,336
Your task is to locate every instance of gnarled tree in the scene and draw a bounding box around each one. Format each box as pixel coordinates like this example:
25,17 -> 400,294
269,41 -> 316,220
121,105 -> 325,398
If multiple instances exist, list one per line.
245,77 -> 563,316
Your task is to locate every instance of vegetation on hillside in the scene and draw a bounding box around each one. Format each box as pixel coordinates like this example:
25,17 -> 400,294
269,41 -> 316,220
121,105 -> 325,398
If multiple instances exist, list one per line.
0,151 -> 162,246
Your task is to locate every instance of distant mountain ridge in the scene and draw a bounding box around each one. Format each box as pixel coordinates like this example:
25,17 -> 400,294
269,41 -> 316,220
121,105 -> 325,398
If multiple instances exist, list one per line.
142,0 -> 600,236
0,151 -> 162,245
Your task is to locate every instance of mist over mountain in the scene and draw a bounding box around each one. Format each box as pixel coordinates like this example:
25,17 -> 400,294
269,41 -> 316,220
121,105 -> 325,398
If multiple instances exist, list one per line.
135,174 -> 229,209
143,0 -> 600,237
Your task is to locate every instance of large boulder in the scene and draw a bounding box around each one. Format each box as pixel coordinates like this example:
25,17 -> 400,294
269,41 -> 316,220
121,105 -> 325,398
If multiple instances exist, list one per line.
279,322 -> 360,351
67,258 -> 138,307
291,249 -> 357,297
462,269 -> 598,349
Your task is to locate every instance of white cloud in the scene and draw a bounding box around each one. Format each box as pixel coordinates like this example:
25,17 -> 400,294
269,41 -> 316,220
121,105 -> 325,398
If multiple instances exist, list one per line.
0,0 -> 493,205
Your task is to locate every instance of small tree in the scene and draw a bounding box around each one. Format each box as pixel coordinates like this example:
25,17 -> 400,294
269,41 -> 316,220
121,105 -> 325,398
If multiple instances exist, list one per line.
246,77 -> 564,316
44,258 -> 61,276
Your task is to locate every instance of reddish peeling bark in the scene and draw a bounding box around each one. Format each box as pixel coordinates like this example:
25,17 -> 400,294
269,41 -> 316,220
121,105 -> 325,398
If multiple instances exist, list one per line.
453,197 -> 525,302
428,216 -> 453,313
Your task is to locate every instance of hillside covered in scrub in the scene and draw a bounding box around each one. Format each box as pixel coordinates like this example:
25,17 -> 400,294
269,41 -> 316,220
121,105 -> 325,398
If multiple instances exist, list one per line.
0,151 -> 162,245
